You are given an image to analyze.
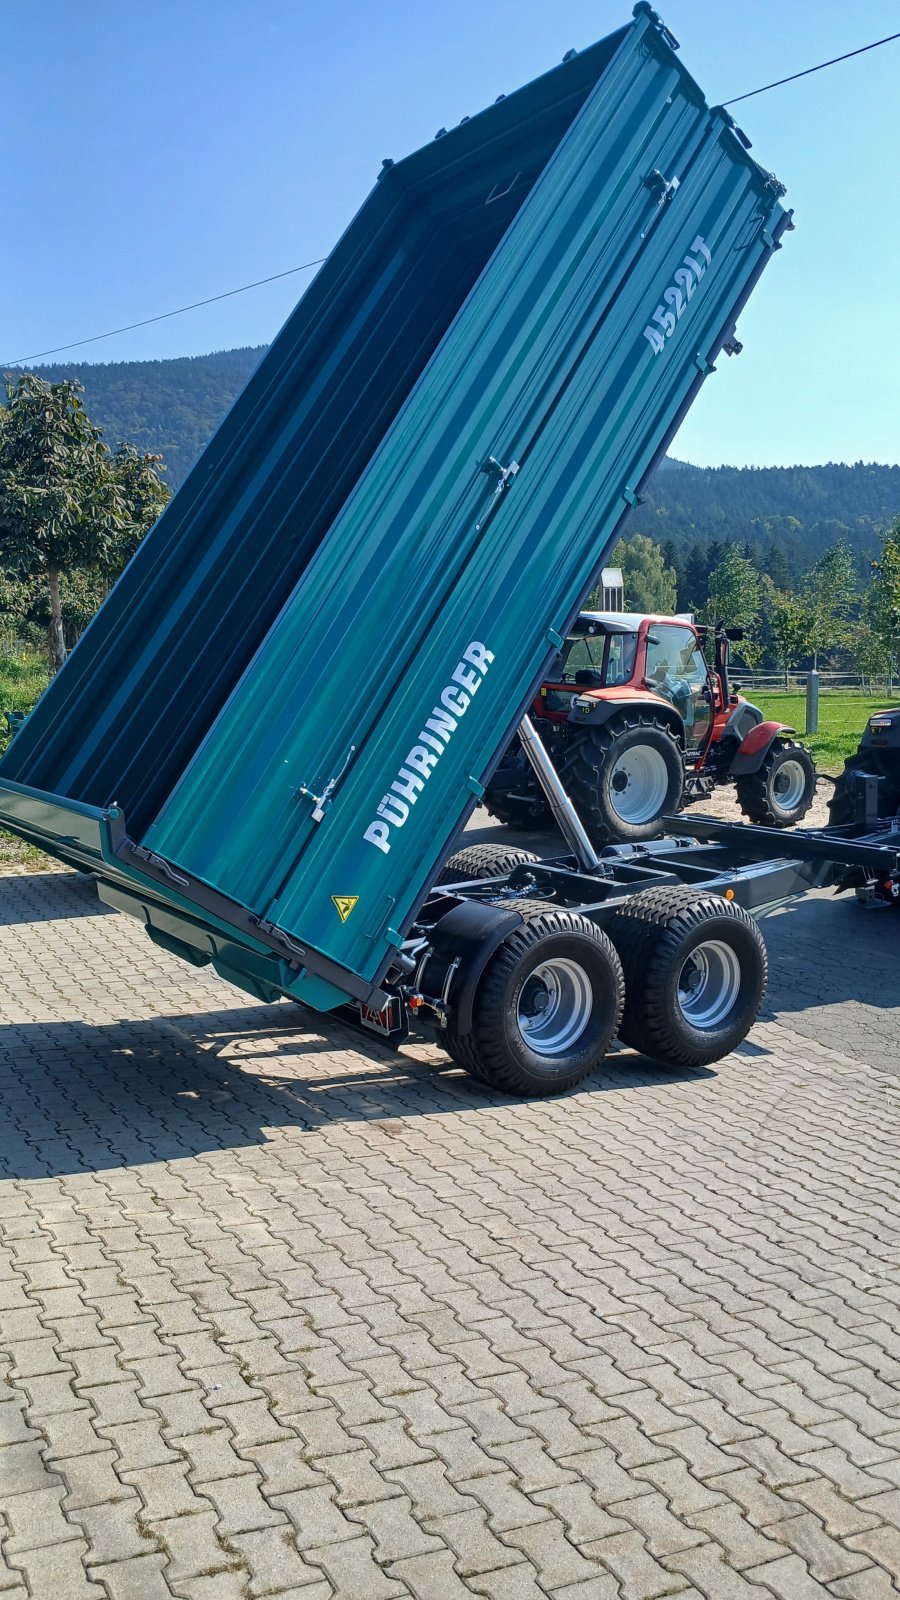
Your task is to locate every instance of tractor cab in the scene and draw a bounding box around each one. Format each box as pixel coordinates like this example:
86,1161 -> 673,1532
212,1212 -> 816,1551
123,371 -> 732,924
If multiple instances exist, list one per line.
551,613 -> 717,758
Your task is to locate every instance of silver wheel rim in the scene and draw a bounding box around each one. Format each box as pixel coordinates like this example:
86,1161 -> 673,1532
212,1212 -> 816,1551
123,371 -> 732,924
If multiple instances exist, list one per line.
771,757 -> 807,814
677,939 -> 742,1029
609,745 -> 670,824
516,958 -> 593,1055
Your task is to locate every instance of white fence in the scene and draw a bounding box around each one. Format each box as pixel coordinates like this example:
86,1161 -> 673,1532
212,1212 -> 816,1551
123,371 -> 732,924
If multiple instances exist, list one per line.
736,671 -> 897,695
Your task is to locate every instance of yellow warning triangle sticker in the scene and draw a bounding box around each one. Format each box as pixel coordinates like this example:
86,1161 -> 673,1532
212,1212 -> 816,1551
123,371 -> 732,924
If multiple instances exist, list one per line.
331,895 -> 359,923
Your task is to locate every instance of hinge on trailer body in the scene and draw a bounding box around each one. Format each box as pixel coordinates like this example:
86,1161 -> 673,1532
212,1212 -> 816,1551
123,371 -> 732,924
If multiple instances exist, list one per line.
632,3 -> 680,51
253,919 -> 307,964
623,485 -> 646,508
296,743 -> 356,822
129,844 -> 190,888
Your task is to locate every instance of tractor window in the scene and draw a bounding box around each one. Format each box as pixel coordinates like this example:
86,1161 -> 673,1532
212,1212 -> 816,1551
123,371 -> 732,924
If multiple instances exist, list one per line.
559,635 -> 606,679
644,626 -> 697,684
686,645 -> 709,688
644,625 -> 711,737
604,632 -> 636,686
558,630 -> 636,686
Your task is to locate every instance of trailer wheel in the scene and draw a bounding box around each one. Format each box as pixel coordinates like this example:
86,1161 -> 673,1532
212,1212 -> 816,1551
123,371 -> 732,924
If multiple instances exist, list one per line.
610,887 -> 766,1068
442,903 -> 624,1096
736,739 -> 816,828
436,843 -> 540,886
560,716 -> 684,844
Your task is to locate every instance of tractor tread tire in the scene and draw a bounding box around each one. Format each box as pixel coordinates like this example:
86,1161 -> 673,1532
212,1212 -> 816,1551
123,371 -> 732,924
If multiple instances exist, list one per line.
441,902 -> 623,1096
609,886 -> 767,1068
735,739 -> 816,829
436,844 -> 541,887
559,713 -> 684,846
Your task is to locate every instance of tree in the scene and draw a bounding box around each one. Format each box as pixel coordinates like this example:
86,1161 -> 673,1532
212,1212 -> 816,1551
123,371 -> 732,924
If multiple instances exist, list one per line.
702,543 -> 762,664
761,538 -> 792,593
599,534 -> 676,614
681,541 -> 710,613
766,580 -> 807,686
865,518 -> 900,678
107,442 -> 170,573
662,538 -> 683,600
797,540 -> 857,670
0,375 -> 169,669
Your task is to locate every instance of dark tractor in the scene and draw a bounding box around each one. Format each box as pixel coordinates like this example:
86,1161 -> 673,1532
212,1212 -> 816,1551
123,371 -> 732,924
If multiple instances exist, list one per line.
829,707 -> 900,832
485,612 -> 816,844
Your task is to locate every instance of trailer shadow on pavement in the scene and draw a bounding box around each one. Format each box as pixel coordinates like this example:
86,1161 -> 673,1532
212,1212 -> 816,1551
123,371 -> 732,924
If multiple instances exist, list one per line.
0,855 -> 895,1182
0,998 -> 716,1180
0,868 -> 115,923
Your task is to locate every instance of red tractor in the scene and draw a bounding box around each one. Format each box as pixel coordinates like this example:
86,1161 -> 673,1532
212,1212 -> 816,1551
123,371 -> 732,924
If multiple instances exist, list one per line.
485,612 -> 816,843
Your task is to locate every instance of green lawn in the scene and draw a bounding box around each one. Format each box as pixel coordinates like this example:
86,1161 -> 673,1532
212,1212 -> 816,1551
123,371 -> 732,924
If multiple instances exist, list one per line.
0,653 -> 52,870
753,692 -> 896,775
0,651 -> 49,741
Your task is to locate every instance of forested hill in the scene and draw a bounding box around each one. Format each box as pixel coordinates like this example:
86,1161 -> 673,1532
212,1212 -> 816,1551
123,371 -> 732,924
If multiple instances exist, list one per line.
20,347 -> 900,578
634,459 -> 900,578
27,347 -> 266,491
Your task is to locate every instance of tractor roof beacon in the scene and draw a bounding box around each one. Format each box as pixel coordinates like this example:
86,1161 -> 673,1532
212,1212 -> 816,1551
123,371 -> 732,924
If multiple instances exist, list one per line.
483,612 -> 817,843
4,8 -> 894,1097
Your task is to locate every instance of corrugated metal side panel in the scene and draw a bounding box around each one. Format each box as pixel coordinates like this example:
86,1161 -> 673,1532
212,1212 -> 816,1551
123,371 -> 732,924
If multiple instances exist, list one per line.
144,23 -> 787,1001
0,29 -> 624,839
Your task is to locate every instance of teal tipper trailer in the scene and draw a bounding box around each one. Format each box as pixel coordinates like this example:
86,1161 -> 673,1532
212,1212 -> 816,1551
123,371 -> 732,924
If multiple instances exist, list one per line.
0,6 -> 796,1090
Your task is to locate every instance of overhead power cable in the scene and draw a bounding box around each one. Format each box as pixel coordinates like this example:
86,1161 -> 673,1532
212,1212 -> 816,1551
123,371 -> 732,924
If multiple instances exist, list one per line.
3,257 -> 327,367
723,29 -> 900,105
6,28 -> 900,367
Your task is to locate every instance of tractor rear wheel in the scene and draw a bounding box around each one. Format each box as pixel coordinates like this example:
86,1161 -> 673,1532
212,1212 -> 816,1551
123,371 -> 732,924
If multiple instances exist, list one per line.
609,886 -> 767,1067
441,903 -> 624,1096
435,843 -> 540,886
560,716 -> 684,844
736,739 -> 816,828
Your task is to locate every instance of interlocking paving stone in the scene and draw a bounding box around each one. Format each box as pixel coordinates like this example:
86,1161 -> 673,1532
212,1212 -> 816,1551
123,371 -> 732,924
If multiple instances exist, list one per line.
2,866 -> 900,1599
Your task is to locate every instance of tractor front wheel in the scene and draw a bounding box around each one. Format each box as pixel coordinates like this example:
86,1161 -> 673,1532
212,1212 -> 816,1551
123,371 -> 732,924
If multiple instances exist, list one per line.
560,717 -> 684,844
736,740 -> 816,828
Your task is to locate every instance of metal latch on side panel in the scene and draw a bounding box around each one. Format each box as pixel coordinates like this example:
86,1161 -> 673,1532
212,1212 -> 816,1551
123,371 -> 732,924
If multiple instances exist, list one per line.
296,743 -> 356,823
644,168 -> 680,207
623,486 -> 646,509
480,455 -> 520,497
476,456 -> 520,532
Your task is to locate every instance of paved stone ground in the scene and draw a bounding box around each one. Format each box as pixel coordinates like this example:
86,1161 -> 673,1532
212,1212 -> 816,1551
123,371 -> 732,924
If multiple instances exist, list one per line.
1,865 -> 899,1600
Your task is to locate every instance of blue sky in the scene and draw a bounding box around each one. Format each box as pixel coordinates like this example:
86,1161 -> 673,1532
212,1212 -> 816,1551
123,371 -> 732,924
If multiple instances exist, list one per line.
4,0 -> 899,467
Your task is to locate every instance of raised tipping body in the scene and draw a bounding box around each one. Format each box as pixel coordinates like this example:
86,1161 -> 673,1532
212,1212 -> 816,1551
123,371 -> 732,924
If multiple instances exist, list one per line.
0,7 -> 800,1085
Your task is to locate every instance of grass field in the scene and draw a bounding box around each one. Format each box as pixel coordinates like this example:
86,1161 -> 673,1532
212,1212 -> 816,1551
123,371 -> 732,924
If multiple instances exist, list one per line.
0,656 -> 894,871
753,692 -> 894,776
0,653 -> 52,870
0,652 -> 48,744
